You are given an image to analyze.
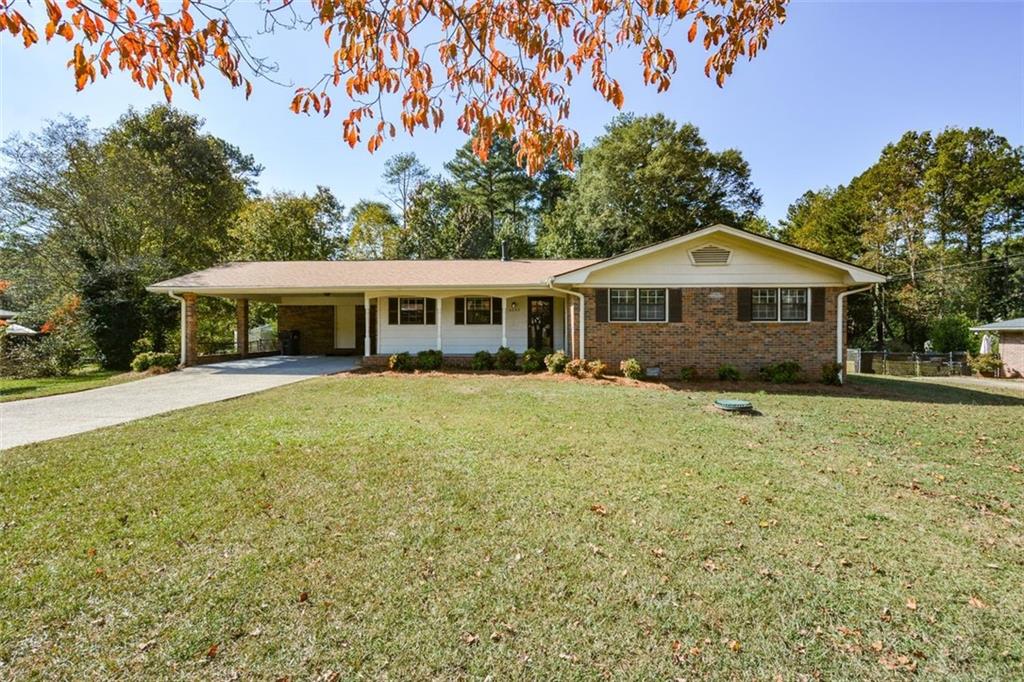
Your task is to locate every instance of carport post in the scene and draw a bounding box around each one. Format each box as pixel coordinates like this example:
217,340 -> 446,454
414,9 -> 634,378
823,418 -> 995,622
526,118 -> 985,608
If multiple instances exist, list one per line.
364,293 -> 371,357
236,298 -> 249,358
182,293 -> 198,366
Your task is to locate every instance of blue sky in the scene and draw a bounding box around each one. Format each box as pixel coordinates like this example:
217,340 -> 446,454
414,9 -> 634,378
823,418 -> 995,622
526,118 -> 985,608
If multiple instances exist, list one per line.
1,1 -> 1021,224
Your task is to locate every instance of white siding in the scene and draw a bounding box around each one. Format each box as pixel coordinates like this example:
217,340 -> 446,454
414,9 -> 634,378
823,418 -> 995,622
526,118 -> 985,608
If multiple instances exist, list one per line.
582,234 -> 848,286
374,294 -> 568,355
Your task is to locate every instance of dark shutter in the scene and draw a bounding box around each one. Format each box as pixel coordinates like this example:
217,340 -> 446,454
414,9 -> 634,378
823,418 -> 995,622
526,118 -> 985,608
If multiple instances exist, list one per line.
426,298 -> 437,325
668,289 -> 682,323
388,297 -> 399,325
454,297 -> 465,325
595,289 -> 608,323
811,288 -> 826,322
491,297 -> 502,325
737,288 -> 752,321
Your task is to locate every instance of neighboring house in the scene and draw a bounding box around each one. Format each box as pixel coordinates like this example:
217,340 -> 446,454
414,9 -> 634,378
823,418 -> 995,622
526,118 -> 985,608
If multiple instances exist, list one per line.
970,318 -> 1024,378
147,224 -> 886,379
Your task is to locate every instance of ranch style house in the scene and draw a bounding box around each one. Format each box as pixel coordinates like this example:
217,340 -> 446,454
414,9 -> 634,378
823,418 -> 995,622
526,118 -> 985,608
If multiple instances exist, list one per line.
147,224 -> 887,380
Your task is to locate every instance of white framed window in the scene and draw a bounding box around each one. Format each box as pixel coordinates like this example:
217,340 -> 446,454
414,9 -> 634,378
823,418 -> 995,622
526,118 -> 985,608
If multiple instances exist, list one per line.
751,288 -> 810,322
465,297 -> 492,325
608,288 -> 668,322
639,288 -> 667,321
780,288 -> 809,321
388,297 -> 436,325
752,288 -> 778,321
399,298 -> 425,325
609,289 -> 637,321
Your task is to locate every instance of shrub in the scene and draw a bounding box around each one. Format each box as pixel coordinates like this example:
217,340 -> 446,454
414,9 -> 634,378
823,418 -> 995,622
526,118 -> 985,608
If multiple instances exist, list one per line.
564,358 -> 587,378
620,358 -> 644,380
820,361 -> 843,385
471,350 -> 494,371
388,351 -> 415,372
495,346 -> 518,370
760,360 -> 802,384
969,353 -> 1003,376
544,350 -> 568,374
929,314 -> 980,354
678,366 -> 697,381
588,359 -> 608,379
417,349 -> 443,371
131,351 -> 178,372
716,364 -> 740,381
520,348 -> 545,373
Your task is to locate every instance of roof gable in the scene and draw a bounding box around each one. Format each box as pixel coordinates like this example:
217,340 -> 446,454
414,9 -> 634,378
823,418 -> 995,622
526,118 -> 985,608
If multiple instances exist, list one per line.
551,225 -> 886,285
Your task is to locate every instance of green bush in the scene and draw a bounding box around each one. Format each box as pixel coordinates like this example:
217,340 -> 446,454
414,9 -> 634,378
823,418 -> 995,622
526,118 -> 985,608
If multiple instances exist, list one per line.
388,352 -> 415,372
131,351 -> 178,373
417,349 -> 443,371
564,358 -> 587,378
588,359 -> 608,379
930,314 -> 980,354
470,350 -> 494,371
716,364 -> 740,381
519,348 -> 544,373
495,346 -> 518,371
968,353 -> 1003,376
544,350 -> 568,374
760,360 -> 802,384
620,358 -> 644,380
820,362 -> 843,385
678,366 -> 697,381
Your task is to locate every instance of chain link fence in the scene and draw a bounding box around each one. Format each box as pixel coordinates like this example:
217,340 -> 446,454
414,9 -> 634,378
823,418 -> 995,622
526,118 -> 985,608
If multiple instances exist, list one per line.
847,349 -> 970,377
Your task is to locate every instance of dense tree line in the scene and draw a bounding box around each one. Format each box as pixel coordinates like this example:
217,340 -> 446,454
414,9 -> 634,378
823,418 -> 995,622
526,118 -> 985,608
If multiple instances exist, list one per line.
2,105 -> 1021,372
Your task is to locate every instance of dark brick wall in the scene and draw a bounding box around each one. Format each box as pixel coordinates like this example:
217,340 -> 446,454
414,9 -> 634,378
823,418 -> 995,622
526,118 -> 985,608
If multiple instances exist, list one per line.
570,287 -> 844,378
278,305 -> 334,355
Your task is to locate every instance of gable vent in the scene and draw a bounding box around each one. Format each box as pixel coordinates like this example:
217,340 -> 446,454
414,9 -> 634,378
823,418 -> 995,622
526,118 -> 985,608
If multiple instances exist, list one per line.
689,245 -> 731,265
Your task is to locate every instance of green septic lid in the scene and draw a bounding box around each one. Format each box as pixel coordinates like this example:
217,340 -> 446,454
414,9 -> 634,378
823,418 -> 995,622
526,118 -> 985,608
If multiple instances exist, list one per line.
714,398 -> 753,411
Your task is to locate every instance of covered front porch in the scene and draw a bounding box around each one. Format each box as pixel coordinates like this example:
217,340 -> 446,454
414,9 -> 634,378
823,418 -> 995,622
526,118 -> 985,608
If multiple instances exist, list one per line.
174,289 -> 578,367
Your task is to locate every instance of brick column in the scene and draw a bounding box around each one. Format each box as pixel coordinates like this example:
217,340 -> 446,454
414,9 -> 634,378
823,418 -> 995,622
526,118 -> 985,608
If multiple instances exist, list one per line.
236,298 -> 249,357
183,293 -> 198,366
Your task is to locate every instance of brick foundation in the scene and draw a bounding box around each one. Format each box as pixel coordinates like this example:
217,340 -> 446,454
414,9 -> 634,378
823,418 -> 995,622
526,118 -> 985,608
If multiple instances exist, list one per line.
278,305 -> 335,355
571,287 -> 844,379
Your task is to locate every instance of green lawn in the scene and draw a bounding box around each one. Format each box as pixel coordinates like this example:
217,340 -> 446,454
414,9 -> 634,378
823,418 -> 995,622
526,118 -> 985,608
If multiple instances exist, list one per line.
0,365 -> 135,402
2,373 -> 1022,679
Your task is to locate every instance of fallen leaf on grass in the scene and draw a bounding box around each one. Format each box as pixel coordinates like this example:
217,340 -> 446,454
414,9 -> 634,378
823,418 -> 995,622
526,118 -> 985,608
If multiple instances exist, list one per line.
559,652 -> 579,662
968,596 -> 987,609
905,597 -> 917,611
880,653 -> 917,672
727,639 -> 742,653
738,495 -> 750,505
461,632 -> 479,645
206,643 -> 219,659
298,592 -> 309,603
651,547 -> 666,559
138,639 -> 156,652
590,504 -> 608,516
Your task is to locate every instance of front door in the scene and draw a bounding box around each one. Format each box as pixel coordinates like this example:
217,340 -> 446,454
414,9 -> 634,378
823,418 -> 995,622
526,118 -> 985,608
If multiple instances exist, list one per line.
356,305 -> 377,355
527,297 -> 554,352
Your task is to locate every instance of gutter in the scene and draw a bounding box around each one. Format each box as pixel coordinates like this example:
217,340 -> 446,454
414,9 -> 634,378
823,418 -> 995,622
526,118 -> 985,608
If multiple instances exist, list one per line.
547,280 -> 585,359
166,292 -> 187,367
836,285 -> 873,384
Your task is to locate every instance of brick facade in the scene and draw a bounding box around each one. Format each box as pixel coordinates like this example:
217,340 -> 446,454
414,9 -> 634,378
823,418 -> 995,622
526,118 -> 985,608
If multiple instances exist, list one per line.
1000,332 -> 1023,377
278,305 -> 335,355
570,287 -> 844,379
183,293 -> 198,366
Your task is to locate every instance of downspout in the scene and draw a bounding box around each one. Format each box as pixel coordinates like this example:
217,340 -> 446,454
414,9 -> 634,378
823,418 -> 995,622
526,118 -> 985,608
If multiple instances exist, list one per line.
167,292 -> 187,367
836,285 -> 873,384
547,280 -> 585,359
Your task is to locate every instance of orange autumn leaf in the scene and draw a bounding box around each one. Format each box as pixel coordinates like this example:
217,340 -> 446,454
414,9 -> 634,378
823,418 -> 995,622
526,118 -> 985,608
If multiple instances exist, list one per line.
0,0 -> 788,172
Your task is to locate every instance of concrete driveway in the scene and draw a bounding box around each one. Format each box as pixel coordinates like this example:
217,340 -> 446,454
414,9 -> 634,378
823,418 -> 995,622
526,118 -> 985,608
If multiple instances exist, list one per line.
0,355 -> 357,450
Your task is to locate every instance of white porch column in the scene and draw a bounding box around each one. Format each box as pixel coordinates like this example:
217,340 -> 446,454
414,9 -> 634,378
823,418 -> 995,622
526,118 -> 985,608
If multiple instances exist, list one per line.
436,297 -> 443,351
501,296 -> 508,347
364,293 -> 371,357
569,301 -> 576,358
